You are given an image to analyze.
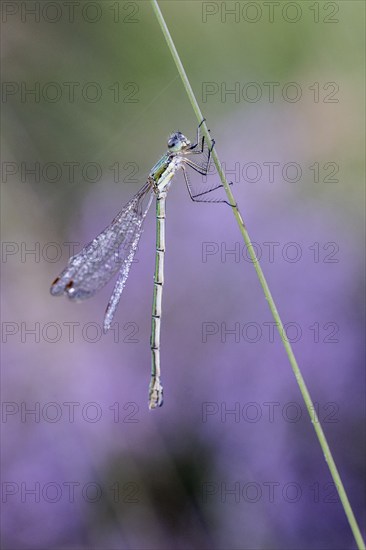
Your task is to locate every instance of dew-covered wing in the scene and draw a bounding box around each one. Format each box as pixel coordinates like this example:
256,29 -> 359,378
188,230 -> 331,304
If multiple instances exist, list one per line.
50,183 -> 153,301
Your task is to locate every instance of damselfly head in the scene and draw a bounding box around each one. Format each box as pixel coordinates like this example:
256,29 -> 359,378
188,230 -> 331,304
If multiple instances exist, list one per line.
167,131 -> 191,152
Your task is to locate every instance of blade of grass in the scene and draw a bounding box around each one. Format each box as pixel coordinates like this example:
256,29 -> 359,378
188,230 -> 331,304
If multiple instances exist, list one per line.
150,1 -> 365,548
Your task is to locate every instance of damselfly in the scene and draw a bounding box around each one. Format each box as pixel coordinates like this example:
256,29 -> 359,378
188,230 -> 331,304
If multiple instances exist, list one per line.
51,120 -> 229,409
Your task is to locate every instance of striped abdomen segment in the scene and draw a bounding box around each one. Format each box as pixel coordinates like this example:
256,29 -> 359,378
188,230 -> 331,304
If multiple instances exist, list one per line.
149,194 -> 166,408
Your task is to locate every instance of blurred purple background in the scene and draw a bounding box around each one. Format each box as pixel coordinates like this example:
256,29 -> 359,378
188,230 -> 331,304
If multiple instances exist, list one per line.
1,1 -> 365,549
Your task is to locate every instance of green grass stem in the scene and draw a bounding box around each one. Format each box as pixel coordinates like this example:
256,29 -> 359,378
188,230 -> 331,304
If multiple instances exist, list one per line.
150,2 -> 365,548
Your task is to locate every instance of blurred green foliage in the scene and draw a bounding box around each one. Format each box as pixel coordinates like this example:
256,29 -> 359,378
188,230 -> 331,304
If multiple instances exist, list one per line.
2,1 -> 364,224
